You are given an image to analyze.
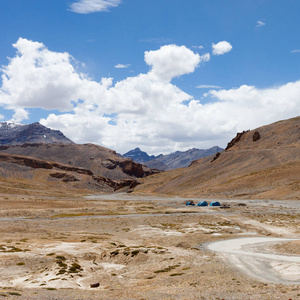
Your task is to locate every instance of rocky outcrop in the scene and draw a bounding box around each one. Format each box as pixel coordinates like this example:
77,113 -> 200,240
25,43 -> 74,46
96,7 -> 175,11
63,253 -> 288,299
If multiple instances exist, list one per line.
92,175 -> 140,191
225,130 -> 249,150
51,163 -> 93,176
118,160 -> 145,178
253,131 -> 261,142
210,152 -> 221,162
0,153 -> 53,169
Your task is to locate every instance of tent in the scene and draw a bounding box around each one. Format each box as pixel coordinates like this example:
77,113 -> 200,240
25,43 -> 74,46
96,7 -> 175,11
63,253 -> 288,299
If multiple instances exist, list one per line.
210,201 -> 221,206
197,201 -> 208,207
186,201 -> 195,206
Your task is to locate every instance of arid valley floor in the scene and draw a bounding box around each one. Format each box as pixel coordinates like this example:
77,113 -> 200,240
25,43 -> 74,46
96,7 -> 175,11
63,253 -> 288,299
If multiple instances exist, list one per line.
0,182 -> 299,299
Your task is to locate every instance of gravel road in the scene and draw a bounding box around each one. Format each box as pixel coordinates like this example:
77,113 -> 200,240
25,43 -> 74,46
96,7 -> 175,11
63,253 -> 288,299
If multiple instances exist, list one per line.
207,237 -> 300,284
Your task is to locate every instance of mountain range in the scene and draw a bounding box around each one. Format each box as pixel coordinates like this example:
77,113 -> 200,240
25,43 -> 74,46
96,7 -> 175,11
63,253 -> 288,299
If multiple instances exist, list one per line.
0,117 -> 298,199
123,146 -> 223,170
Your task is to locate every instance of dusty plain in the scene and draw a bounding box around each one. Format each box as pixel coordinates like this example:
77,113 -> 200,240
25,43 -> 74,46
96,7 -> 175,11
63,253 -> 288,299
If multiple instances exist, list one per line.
0,180 -> 299,300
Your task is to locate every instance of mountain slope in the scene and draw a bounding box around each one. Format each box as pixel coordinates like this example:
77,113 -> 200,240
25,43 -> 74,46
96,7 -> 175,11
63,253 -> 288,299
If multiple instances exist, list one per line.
0,122 -> 74,145
134,117 -> 300,200
0,143 -> 156,181
0,143 -> 159,194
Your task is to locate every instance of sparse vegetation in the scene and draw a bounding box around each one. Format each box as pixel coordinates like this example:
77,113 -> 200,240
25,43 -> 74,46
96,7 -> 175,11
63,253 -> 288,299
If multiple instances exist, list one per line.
55,255 -> 66,261
154,264 -> 180,274
8,292 -> 21,296
169,273 -> 184,276
68,262 -> 82,273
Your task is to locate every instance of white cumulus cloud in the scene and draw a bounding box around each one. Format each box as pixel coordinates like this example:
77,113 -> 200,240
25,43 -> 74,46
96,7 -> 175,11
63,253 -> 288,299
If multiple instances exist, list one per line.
0,38 -> 89,111
145,44 -> 201,82
70,0 -> 121,14
1,38 -> 299,155
212,41 -> 232,56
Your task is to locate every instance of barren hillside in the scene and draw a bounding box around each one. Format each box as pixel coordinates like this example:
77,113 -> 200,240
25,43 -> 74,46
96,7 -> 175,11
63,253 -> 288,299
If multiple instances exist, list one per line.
134,117 -> 300,200
0,143 -> 157,194
0,143 -> 155,180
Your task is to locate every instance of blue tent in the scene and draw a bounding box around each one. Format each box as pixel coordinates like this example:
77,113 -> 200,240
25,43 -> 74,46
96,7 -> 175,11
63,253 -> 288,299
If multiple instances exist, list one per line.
186,201 -> 195,206
210,201 -> 221,207
197,201 -> 208,207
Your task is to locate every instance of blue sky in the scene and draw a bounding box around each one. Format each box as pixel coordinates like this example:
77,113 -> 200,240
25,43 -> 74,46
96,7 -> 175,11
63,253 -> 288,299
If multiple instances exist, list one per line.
0,0 -> 299,154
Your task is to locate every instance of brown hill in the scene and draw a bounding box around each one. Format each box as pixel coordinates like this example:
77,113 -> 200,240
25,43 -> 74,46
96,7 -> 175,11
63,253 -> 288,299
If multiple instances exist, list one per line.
134,117 -> 300,200
0,143 -> 157,193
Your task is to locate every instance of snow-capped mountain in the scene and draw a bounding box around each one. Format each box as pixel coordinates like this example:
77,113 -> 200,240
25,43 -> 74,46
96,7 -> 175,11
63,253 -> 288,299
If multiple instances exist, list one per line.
0,122 -> 74,145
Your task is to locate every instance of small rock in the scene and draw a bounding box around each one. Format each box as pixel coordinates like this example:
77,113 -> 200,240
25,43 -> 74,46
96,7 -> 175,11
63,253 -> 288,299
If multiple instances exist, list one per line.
253,131 -> 260,142
90,282 -> 100,288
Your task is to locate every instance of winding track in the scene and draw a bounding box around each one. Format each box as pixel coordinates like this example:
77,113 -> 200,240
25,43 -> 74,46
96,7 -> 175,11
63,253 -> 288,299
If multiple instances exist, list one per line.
207,237 -> 300,284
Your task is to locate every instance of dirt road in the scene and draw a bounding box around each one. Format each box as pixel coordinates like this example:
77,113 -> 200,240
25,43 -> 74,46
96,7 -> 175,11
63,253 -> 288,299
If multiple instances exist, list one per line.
207,237 -> 300,284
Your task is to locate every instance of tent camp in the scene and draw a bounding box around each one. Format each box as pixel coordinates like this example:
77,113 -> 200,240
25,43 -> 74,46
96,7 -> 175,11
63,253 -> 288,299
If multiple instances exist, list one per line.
210,201 -> 221,207
197,201 -> 208,206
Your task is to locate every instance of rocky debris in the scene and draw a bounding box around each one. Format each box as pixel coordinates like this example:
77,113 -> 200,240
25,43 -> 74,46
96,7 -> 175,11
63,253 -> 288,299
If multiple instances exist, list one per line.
253,131 -> 261,142
225,130 -> 249,150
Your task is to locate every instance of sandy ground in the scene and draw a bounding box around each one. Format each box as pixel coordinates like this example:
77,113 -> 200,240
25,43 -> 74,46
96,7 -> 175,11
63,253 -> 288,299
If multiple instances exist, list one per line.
0,192 -> 299,299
